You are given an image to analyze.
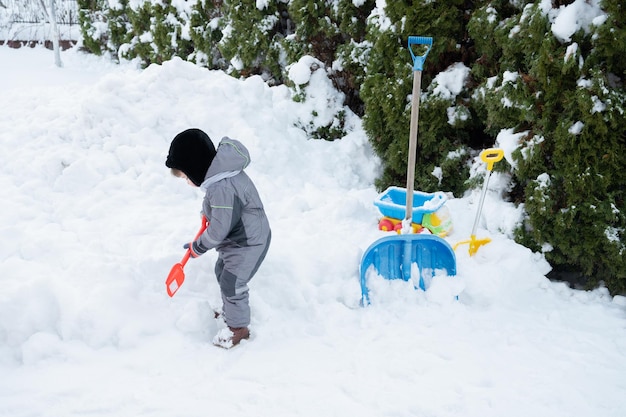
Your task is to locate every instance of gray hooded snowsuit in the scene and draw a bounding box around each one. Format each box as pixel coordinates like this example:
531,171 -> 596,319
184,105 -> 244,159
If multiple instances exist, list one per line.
195,137 -> 271,328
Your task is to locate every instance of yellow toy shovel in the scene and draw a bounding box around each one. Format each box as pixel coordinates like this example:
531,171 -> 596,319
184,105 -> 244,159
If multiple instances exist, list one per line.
454,148 -> 504,256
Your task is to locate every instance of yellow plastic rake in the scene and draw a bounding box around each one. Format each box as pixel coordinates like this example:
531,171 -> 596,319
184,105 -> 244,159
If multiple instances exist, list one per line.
454,148 -> 504,256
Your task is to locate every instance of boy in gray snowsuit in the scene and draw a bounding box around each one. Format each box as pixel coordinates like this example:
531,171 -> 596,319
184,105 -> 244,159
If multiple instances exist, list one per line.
165,128 -> 271,348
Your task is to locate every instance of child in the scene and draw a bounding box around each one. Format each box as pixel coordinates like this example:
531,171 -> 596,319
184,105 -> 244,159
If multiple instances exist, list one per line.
165,128 -> 271,348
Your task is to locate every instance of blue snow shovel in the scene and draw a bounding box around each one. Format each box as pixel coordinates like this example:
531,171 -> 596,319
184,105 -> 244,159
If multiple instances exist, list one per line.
359,36 -> 457,306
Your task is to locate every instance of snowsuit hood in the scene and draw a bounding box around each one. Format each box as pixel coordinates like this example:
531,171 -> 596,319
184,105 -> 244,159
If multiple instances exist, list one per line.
200,138 -> 250,190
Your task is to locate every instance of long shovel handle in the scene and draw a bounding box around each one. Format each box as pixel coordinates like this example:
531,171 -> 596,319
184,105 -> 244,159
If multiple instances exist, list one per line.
405,36 -> 433,224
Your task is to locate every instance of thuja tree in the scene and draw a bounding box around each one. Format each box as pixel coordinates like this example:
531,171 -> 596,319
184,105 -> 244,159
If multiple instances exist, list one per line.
188,0 -> 224,68
121,1 -> 197,64
471,2 -> 626,294
219,0 -> 291,83
283,0 -> 374,115
361,0 -> 486,195
78,0 -> 132,56
331,0 -> 375,115
468,0 -> 538,136
77,0 -> 104,54
284,0 -> 342,66
79,0 -> 220,66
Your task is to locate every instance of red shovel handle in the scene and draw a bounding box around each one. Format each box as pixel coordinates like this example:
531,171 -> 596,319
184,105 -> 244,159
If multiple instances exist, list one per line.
181,216 -> 208,266
166,216 -> 208,297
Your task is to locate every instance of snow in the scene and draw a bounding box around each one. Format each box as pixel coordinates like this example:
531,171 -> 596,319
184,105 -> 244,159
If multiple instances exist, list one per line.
1,45 -> 626,417
435,63 -> 471,127
370,0 -> 392,32
432,62 -> 470,100
565,42 -> 579,62
542,0 -> 606,43
591,95 -> 607,113
256,0 -> 270,11
287,55 -> 319,85
569,121 -> 585,135
495,128 -> 527,170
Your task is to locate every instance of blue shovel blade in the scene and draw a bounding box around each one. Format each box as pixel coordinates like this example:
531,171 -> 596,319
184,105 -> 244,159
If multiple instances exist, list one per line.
359,234 -> 457,305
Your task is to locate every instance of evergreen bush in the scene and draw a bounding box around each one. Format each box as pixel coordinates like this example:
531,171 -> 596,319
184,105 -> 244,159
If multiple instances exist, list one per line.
218,0 -> 288,83
188,0 -> 224,68
473,2 -> 626,294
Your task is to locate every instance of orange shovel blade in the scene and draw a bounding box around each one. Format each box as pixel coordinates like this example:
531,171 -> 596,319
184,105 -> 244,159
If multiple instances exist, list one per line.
166,263 -> 185,297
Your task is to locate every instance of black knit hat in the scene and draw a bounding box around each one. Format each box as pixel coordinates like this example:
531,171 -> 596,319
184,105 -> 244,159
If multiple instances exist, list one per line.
165,128 -> 216,186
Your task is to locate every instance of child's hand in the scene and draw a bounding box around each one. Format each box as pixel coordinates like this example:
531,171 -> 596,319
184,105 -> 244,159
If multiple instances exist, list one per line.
183,241 -> 208,258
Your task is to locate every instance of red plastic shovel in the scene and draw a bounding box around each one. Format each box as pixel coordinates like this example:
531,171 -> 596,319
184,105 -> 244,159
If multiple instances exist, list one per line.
166,216 -> 208,297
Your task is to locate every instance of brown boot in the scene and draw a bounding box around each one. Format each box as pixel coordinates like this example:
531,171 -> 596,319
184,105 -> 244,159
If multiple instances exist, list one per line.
213,326 -> 250,349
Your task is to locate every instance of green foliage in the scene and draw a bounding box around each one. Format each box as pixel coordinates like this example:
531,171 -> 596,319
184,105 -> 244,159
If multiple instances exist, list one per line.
78,0 -> 134,59
495,3 -> 626,294
523,75 -> 626,293
286,0 -> 341,65
188,0 -> 224,68
79,0 -> 216,66
122,2 -> 151,62
588,0 -> 626,78
218,0 -> 287,83
106,1 -> 132,57
77,0 -> 104,55
117,1 -> 194,65
467,1 -> 527,79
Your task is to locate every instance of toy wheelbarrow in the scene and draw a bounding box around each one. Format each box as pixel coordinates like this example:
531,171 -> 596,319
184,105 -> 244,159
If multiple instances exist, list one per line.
359,36 -> 457,306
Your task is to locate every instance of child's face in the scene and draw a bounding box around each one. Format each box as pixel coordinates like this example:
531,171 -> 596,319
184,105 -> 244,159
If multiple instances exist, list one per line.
182,174 -> 198,187
174,170 -> 198,187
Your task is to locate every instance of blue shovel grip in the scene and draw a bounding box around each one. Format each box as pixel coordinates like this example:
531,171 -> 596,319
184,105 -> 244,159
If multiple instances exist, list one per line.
408,36 -> 433,71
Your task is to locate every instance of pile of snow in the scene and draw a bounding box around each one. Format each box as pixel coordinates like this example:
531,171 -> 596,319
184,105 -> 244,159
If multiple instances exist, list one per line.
0,46 -> 625,417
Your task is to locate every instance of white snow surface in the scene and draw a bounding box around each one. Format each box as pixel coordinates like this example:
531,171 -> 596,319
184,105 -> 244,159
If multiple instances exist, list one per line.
1,46 -> 626,417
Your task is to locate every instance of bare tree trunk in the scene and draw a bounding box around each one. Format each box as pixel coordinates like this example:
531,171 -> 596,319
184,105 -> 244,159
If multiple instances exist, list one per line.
39,0 -> 63,67
48,0 -> 62,66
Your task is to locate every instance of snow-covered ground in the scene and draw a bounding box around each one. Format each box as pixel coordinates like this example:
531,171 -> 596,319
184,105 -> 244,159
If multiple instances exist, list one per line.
1,45 -> 625,417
